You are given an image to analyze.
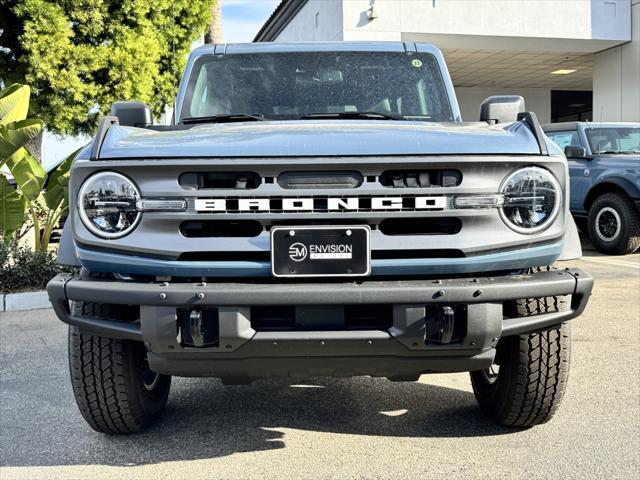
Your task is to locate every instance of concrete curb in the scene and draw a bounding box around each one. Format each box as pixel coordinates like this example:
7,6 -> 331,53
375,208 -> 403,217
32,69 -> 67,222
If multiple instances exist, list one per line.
1,290 -> 51,312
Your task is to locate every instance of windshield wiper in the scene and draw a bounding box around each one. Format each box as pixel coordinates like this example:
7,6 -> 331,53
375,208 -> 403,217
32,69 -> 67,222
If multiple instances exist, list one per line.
182,114 -> 265,124
301,111 -> 404,120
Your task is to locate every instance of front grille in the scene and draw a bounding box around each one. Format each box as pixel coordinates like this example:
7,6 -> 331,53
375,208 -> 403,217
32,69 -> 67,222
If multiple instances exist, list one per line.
77,156 -> 561,274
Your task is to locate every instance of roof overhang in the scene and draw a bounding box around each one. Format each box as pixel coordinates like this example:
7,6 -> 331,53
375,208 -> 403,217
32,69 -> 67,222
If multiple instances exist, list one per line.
254,0 -> 308,42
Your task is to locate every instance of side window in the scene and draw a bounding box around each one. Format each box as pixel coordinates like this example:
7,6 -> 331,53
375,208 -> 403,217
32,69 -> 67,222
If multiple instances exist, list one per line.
189,67 -> 209,117
548,131 -> 580,151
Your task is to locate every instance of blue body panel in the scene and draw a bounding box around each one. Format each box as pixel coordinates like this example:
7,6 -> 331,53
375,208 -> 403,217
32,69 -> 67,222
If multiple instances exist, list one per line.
545,122 -> 640,215
97,120 -> 541,159
77,242 -> 563,278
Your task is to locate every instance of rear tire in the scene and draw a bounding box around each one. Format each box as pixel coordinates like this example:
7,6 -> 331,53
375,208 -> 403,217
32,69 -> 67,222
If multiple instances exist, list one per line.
68,302 -> 171,434
470,274 -> 571,428
587,192 -> 640,255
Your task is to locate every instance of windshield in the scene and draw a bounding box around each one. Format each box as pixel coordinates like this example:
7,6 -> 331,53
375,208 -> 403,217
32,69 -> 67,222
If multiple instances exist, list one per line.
585,127 -> 640,154
180,52 -> 454,123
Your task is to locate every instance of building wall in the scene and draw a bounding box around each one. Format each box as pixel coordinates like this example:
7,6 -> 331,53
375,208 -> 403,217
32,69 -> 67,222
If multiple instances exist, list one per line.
340,0 -> 630,44
593,0 -> 640,121
274,0 -> 343,42
455,87 -> 551,124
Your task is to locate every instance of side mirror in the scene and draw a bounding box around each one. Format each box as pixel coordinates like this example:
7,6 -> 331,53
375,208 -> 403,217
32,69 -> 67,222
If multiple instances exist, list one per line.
110,101 -> 153,127
564,145 -> 587,159
480,95 -> 525,124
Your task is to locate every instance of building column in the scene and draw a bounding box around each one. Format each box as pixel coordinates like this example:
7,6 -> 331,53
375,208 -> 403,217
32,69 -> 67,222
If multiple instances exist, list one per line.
593,1 -> 640,122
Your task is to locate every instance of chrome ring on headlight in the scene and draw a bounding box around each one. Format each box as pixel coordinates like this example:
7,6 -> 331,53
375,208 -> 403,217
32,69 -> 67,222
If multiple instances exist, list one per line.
499,166 -> 561,234
78,171 -> 142,239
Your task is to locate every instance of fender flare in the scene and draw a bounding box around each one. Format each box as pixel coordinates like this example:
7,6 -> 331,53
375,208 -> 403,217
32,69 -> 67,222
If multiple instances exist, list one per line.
558,214 -> 582,261
584,177 -> 640,209
57,223 -> 81,267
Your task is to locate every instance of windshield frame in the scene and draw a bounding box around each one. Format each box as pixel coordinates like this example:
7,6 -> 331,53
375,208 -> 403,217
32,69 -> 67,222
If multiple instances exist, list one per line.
585,126 -> 640,155
177,49 -> 457,125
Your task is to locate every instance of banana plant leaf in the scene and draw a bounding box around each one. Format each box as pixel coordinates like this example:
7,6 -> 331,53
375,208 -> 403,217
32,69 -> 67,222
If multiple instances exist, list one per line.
3,148 -> 46,202
43,148 -> 80,210
0,84 -> 29,127
0,175 -> 26,238
0,119 -> 45,162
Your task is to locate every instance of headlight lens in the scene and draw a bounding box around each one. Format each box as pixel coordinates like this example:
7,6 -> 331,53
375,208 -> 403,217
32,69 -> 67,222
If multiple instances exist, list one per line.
499,167 -> 561,234
78,172 -> 141,238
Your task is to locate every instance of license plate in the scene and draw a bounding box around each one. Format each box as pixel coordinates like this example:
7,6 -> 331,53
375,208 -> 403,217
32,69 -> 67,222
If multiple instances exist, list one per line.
271,226 -> 371,278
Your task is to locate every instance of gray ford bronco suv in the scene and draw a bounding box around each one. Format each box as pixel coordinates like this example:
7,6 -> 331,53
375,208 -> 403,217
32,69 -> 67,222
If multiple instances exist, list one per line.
48,42 -> 593,434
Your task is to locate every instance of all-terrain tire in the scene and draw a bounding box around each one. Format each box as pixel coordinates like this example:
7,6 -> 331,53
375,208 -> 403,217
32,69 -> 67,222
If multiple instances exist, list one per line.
587,192 -> 640,255
470,269 -> 571,428
68,302 -> 171,434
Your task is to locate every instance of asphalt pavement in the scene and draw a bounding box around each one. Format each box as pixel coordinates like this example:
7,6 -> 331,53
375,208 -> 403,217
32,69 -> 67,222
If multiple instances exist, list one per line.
1,239 -> 638,480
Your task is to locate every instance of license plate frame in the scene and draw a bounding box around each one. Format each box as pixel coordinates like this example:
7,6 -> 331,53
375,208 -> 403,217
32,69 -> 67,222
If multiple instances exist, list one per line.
271,225 -> 371,278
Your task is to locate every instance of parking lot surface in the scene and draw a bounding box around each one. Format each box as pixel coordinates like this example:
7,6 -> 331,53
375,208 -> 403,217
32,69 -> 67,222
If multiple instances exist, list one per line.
1,240 -> 638,480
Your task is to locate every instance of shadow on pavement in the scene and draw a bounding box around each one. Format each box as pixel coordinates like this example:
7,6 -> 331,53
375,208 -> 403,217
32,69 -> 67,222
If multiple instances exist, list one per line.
1,375 -> 515,467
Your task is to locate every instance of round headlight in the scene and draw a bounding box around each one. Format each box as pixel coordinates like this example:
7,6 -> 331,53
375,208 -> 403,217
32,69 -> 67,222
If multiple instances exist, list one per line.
499,167 -> 561,234
78,172 -> 141,238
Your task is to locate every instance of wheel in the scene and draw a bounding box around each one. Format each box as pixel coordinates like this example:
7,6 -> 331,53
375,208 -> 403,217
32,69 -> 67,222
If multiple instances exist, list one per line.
68,302 -> 171,434
470,285 -> 571,427
587,192 -> 640,255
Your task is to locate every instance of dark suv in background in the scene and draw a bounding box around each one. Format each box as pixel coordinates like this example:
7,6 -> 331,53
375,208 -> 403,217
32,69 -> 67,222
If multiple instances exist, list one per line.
544,122 -> 640,255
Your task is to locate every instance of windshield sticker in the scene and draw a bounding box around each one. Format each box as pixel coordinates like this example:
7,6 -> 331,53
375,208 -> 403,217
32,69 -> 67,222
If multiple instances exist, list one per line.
411,59 -> 423,68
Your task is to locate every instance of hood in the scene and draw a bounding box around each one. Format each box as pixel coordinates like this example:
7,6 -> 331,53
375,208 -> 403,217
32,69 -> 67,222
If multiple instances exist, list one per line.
97,120 -> 542,159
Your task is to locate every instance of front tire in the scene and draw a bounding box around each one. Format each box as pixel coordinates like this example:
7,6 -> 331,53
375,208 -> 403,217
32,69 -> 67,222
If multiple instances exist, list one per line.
471,295 -> 571,428
68,302 -> 171,434
588,192 -> 640,255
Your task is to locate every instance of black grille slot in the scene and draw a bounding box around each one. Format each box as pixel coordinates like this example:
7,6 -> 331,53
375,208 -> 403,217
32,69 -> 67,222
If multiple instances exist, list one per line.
278,171 -> 363,189
269,219 -> 367,228
251,306 -> 296,331
178,250 -> 463,262
372,249 -> 464,259
180,172 -> 261,190
250,305 -> 393,331
380,169 -> 462,188
344,305 -> 393,330
178,251 -> 270,261
180,220 -> 263,238
379,218 -> 461,235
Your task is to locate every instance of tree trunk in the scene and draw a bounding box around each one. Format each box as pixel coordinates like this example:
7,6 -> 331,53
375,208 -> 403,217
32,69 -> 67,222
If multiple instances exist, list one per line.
25,130 -> 43,163
204,1 -> 223,44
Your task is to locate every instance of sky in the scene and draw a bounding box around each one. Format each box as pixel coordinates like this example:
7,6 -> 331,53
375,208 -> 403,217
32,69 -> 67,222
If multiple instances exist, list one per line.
220,0 -> 281,43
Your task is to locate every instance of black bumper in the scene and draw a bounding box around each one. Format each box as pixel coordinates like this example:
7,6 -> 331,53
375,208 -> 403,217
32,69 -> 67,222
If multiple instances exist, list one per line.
47,268 -> 593,379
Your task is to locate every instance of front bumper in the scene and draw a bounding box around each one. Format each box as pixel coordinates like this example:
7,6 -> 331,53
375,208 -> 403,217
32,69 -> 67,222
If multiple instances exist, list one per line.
47,268 -> 593,380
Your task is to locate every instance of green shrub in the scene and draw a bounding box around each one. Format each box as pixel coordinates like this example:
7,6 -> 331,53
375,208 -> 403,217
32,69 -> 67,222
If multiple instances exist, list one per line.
0,242 -> 65,293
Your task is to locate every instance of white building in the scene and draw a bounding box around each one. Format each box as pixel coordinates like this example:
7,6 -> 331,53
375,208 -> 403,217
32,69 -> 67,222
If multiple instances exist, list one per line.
254,0 -> 640,124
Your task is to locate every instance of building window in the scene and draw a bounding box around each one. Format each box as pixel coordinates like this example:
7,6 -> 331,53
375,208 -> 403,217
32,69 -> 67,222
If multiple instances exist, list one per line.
551,90 -> 592,123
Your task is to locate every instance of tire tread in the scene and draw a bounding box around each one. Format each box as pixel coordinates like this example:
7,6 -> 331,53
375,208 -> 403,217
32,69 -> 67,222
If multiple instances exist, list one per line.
68,302 -> 169,434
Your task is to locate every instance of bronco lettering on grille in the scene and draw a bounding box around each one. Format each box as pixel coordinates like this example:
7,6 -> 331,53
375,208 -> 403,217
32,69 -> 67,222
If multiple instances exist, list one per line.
194,196 -> 447,213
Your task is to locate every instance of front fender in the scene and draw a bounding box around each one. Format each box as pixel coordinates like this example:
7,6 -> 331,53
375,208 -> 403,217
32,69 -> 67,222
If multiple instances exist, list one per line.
594,175 -> 640,199
57,223 -> 81,267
